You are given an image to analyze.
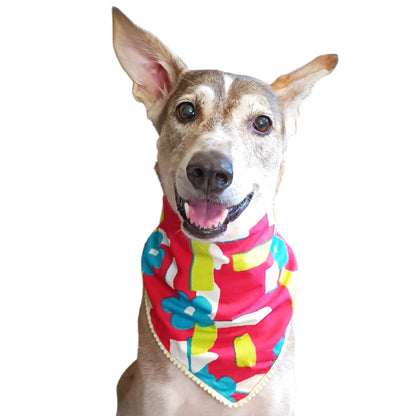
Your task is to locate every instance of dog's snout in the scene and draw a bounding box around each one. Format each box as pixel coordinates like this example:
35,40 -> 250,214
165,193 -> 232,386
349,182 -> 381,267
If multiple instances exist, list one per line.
186,151 -> 233,194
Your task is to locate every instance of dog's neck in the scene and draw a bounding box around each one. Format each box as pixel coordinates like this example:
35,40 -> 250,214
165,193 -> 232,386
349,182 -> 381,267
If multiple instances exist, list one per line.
141,198 -> 297,407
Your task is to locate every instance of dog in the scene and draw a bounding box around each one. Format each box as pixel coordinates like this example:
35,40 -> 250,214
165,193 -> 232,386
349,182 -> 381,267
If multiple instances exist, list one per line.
112,7 -> 337,416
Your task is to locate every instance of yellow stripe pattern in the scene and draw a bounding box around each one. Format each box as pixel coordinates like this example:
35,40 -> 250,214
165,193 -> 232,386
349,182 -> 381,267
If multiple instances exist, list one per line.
232,240 -> 271,272
233,333 -> 257,367
190,241 -> 214,291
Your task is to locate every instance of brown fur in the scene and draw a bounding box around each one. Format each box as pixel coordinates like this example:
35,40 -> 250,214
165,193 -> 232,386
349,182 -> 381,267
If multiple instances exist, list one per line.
271,54 -> 338,90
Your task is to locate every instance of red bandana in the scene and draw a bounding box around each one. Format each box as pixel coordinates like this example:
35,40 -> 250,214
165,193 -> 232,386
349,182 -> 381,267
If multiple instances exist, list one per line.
141,198 -> 297,407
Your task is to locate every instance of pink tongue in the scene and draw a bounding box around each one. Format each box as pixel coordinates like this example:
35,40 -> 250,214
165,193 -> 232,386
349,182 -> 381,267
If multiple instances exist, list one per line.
188,200 -> 228,228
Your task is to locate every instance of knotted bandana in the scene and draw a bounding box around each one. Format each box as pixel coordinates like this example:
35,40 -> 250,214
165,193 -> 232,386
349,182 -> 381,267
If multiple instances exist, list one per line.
141,198 -> 297,407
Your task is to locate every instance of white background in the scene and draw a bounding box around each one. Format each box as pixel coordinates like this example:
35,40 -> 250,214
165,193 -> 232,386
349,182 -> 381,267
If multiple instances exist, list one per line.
1,0 -> 415,415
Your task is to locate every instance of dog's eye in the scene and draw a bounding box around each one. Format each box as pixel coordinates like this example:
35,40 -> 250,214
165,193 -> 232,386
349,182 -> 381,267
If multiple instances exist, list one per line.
253,115 -> 272,134
176,102 -> 196,122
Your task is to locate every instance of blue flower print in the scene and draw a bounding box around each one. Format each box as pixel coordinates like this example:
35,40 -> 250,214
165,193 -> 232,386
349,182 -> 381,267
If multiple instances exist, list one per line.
195,365 -> 236,402
270,235 -> 288,269
141,230 -> 165,276
273,335 -> 285,357
161,291 -> 214,330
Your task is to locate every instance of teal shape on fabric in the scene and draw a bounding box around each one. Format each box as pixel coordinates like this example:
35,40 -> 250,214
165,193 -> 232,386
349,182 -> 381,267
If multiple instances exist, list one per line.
186,337 -> 192,370
161,291 -> 214,330
270,235 -> 289,269
195,365 -> 236,402
142,230 -> 165,276
273,335 -> 285,357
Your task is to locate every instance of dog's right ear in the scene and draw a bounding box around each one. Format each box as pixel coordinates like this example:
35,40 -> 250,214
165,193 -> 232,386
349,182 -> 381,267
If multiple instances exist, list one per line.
112,7 -> 187,122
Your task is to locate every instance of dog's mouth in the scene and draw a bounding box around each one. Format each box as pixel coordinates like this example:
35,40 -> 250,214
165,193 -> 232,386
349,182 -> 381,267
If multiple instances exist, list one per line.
175,188 -> 254,239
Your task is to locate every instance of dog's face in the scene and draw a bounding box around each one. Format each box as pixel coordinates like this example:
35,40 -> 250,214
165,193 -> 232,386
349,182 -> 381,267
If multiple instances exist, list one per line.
156,70 -> 285,241
112,8 -> 337,242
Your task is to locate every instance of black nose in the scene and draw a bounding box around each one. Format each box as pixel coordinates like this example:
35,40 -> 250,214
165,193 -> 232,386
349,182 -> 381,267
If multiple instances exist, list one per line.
186,151 -> 233,195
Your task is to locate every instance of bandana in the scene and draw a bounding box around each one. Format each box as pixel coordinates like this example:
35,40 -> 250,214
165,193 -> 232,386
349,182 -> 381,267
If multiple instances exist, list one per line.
141,198 -> 297,408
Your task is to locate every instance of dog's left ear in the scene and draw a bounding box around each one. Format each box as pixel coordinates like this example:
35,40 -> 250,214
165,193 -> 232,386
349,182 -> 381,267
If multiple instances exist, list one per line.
271,54 -> 338,137
112,8 -> 187,122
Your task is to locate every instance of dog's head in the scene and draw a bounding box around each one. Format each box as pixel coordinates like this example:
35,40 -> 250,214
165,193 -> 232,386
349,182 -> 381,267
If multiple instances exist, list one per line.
112,8 -> 337,242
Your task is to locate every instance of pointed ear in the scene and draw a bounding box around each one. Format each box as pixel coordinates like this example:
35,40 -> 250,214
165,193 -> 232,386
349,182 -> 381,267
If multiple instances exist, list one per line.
112,7 -> 187,122
271,54 -> 338,137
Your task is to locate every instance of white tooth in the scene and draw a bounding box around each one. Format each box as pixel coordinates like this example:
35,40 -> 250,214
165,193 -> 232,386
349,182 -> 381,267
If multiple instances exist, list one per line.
184,202 -> 190,219
220,209 -> 229,224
